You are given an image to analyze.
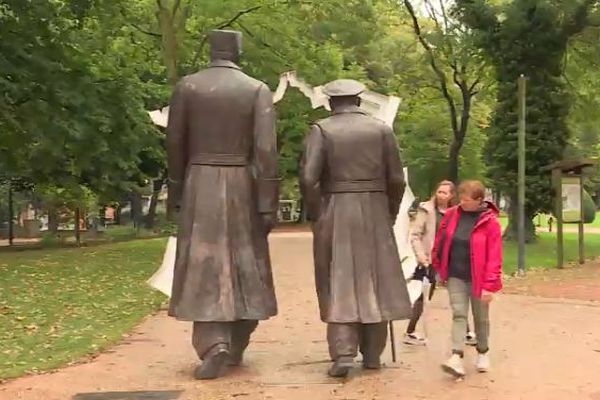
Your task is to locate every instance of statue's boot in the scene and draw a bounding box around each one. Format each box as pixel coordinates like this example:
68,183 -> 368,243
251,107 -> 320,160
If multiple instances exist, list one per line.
362,355 -> 381,370
328,356 -> 355,378
227,320 -> 257,366
194,346 -> 230,380
228,351 -> 243,367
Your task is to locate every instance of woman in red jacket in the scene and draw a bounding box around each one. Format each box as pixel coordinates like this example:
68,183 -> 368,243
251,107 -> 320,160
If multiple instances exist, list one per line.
432,180 -> 503,378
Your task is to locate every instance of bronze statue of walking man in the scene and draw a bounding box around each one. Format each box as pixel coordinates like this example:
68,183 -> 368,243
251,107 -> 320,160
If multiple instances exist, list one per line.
300,79 -> 412,377
166,29 -> 279,380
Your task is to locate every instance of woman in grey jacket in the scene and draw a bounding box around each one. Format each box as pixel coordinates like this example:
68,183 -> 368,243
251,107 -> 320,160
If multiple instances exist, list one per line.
404,180 -> 476,345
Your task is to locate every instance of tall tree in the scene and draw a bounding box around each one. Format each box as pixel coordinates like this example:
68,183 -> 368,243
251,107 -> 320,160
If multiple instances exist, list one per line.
402,0 -> 488,183
456,0 -> 599,241
563,24 -> 600,202
0,0 -> 162,198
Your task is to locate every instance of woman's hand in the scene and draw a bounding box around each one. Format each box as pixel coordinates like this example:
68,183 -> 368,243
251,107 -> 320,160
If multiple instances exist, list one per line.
481,290 -> 494,304
417,255 -> 430,266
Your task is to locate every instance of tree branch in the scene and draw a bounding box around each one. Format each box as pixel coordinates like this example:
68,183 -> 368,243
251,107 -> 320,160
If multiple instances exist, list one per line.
439,0 -> 451,32
425,0 -> 461,78
468,76 -> 482,94
236,21 -> 293,68
130,22 -> 162,38
215,5 -> 262,30
191,5 -> 263,67
425,0 -> 443,31
452,69 -> 462,91
119,8 -> 162,38
456,74 -> 474,143
403,0 -> 459,136
172,0 -> 182,14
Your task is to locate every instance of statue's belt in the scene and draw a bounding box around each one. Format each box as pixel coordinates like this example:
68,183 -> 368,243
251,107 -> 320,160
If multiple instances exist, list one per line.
189,153 -> 248,166
324,179 -> 385,193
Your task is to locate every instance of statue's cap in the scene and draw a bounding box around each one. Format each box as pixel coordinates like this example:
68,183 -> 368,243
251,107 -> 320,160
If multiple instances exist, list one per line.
322,79 -> 366,97
209,30 -> 242,59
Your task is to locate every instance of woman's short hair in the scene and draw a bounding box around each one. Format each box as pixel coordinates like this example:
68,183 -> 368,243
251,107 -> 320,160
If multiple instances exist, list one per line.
458,180 -> 486,201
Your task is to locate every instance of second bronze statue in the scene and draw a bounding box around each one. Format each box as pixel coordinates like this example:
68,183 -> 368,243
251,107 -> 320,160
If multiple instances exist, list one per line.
300,79 -> 413,378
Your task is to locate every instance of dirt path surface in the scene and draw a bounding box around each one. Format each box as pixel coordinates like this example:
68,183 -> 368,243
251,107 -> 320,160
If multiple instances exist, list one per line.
2,234 -> 600,400
535,226 -> 600,234
504,261 -> 600,302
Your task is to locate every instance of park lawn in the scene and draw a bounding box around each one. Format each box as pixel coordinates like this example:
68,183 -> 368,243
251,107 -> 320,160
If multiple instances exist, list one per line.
502,232 -> 600,274
0,239 -> 167,380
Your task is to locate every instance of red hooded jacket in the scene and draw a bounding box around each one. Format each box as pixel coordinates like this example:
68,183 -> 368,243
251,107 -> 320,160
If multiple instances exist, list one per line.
432,201 -> 503,298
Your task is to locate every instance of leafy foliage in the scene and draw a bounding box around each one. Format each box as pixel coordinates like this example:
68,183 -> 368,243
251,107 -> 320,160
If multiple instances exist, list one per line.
455,0 -> 600,239
1,0 -> 600,221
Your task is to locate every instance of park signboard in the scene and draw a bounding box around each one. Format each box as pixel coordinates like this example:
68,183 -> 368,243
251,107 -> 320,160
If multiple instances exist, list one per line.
561,176 -> 581,223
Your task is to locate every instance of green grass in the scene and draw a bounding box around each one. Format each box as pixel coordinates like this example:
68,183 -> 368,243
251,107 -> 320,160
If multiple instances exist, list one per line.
503,232 -> 600,274
0,239 -> 167,380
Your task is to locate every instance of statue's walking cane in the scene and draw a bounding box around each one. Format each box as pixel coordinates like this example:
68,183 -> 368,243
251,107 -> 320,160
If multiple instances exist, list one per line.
389,255 -> 409,363
389,320 -> 397,363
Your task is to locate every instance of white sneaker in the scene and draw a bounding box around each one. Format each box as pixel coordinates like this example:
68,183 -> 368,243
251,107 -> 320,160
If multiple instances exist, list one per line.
476,352 -> 490,372
442,354 -> 465,377
403,332 -> 427,346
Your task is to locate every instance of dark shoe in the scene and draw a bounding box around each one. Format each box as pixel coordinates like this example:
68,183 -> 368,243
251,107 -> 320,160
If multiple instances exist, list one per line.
328,356 -> 354,378
194,348 -> 230,380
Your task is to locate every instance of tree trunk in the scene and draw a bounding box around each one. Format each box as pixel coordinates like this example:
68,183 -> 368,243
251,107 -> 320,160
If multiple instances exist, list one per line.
74,207 -> 81,246
145,178 -> 164,229
99,206 -> 106,228
297,197 -> 307,223
446,88 -> 471,184
503,194 -> 536,242
115,204 -> 122,225
157,0 -> 186,222
503,217 -> 536,242
447,141 -> 461,184
130,191 -> 143,229
493,190 -> 502,208
8,184 -> 14,246
157,1 -> 180,87
48,208 -> 59,234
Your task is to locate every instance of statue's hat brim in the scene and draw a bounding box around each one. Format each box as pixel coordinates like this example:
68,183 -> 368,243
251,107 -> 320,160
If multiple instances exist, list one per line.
322,79 -> 366,97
